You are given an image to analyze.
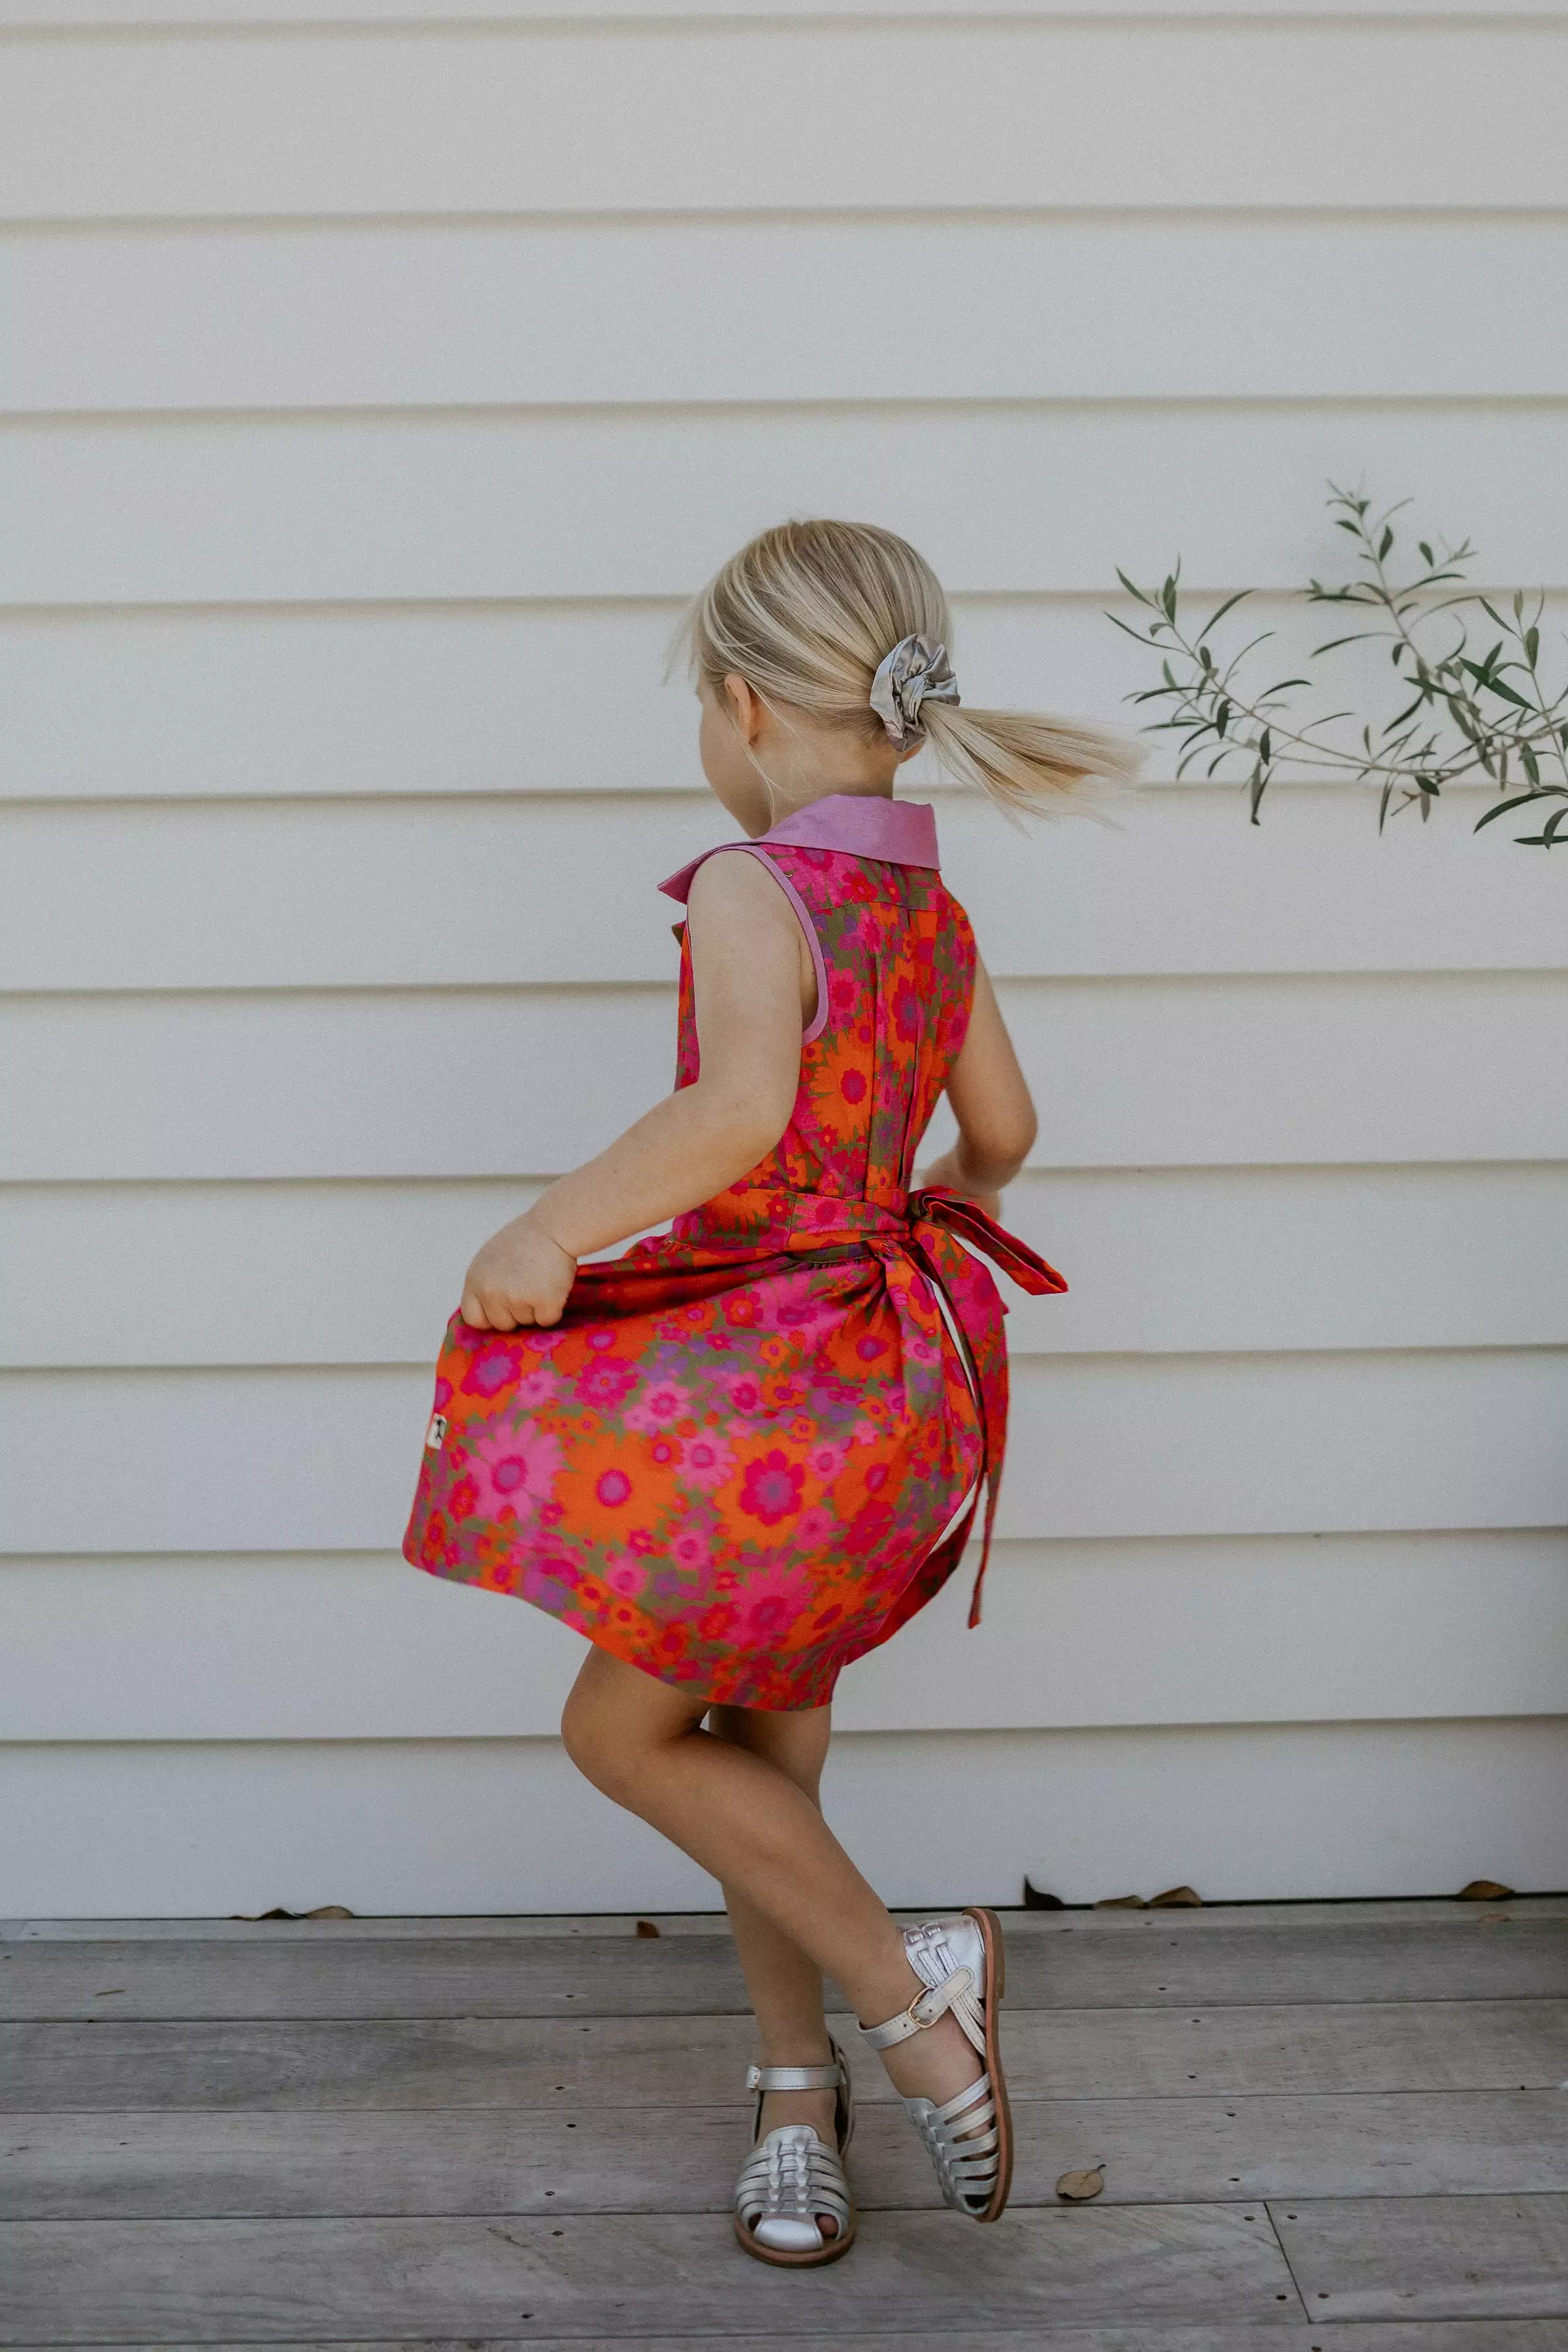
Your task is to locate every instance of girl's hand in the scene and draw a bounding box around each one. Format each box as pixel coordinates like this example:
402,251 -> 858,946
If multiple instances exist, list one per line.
915,1151 -> 1002,1223
461,1214 -> 577,1331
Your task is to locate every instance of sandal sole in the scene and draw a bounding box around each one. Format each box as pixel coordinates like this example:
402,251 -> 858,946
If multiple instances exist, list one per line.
965,1903 -> 1013,2223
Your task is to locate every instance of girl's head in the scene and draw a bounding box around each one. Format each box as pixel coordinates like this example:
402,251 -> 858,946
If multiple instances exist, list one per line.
679,516 -> 1139,833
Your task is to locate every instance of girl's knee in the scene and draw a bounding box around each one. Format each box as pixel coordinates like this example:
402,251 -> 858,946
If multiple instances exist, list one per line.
561,1673 -> 683,1806
559,1680 -> 626,1793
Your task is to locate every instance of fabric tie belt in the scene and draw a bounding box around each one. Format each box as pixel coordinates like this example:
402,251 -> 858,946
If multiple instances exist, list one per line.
566,1186 -> 1066,1630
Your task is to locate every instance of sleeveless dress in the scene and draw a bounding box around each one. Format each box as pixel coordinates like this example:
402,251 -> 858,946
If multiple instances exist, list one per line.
402,793 -> 1064,1711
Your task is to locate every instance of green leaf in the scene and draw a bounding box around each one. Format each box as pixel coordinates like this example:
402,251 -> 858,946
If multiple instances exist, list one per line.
1259,728 -> 1272,764
1115,570 -> 1154,606
1312,633 -> 1373,656
1196,589 -> 1252,643
1460,659 -> 1530,710
1418,541 -> 1434,565
1522,742 -> 1541,785
1216,699 -> 1231,738
1526,625 -> 1541,666
1105,613 -> 1163,647
1378,527 -> 1394,560
1475,790 -> 1550,832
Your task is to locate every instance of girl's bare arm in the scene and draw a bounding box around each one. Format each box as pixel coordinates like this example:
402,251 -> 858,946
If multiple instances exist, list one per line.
917,958 -> 1037,1217
461,853 -> 811,1330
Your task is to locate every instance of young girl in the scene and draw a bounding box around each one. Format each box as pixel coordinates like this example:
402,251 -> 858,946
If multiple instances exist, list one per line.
404,519 -> 1134,2264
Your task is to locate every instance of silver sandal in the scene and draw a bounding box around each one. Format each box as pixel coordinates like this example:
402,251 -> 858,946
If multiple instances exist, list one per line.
859,1908 -> 1013,2223
732,2038 -> 856,2266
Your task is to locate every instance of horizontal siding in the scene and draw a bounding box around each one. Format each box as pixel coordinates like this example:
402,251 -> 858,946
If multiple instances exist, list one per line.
8,1164 -> 1567,1369
4,1351 -> 1563,1554
8,974 -> 1567,1181
7,1 -> 1562,1914
8,406 -> 1568,606
4,24 -> 1566,223
8,788 -> 1568,987
10,218 -> 1568,414
3,1720 -> 1566,1914
19,598 -> 1567,805
5,1534 -> 1566,1741
5,3 -> 1553,27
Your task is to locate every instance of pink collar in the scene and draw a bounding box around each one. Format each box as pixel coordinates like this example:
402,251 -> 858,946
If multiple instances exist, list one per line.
659,793 -> 939,902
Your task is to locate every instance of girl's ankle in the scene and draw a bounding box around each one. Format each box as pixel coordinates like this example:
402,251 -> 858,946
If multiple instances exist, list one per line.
757,2083 -> 840,2143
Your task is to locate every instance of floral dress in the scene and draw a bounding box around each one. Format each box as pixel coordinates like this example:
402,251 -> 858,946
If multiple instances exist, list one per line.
403,792 -> 1064,1710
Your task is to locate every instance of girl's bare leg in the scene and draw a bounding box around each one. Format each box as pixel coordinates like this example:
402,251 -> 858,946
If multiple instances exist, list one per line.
562,1646 -> 981,2119
708,1699 -> 840,2233
707,1700 -> 836,2143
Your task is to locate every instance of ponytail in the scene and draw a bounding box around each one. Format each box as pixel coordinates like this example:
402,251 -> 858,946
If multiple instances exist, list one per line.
681,517 -> 1141,821
918,697 -> 1141,821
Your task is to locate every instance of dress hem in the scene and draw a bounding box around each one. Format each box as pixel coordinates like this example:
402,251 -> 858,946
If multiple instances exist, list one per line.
408,1543 -> 849,1714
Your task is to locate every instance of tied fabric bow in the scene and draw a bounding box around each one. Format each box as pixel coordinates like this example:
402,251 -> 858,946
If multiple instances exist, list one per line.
869,634 -> 960,750
884,1188 -> 1065,1629
561,1184 -> 1066,1634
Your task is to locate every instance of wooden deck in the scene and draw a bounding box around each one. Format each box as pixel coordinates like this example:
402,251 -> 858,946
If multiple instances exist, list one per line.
3,1898 -> 1567,2347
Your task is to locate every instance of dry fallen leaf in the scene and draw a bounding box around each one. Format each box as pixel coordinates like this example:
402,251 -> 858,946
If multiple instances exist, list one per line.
229,1903 -> 356,1922
1094,1895 -> 1146,1910
1456,1880 -> 1514,1902
634,1919 -> 662,1938
1151,1885 -> 1202,1908
1056,2165 -> 1105,2202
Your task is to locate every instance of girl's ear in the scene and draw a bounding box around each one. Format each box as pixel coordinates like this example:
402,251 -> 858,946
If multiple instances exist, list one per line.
723,672 -> 763,743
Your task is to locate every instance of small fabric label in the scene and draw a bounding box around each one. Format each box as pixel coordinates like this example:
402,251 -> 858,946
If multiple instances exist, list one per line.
425,1412 -> 448,1451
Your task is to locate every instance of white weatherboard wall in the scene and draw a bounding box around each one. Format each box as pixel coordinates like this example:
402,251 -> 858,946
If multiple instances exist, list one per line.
3,1 -> 1567,1916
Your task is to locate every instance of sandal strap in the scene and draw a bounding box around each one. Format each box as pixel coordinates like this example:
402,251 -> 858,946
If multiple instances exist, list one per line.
745,2059 -> 844,2092
736,2132 -> 852,2208
735,2125 -> 853,2240
858,1963 -> 976,2051
904,2073 -> 1001,2217
746,2036 -> 855,2158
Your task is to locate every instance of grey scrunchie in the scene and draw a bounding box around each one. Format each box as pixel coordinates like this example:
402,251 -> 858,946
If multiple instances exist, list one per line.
869,634 -> 960,749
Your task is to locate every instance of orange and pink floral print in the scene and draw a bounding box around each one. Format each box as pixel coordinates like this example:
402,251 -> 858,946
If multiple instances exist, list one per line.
403,802 -> 1064,1710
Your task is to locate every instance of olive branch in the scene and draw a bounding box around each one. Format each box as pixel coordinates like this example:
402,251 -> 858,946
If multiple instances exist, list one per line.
1110,484 -> 1568,845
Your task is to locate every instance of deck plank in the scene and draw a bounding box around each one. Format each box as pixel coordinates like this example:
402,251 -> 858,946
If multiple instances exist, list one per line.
5,2088 -> 1567,2219
1271,2192 -> 1568,2321
10,2329 -> 1568,2352
5,1916 -> 1564,2019
0,2206 -> 1298,2339
9,1897 -> 1566,1940
7,2000 -> 1563,2112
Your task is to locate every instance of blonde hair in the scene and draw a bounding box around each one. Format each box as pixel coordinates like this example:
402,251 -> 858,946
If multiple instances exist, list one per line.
678,517 -> 1141,821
